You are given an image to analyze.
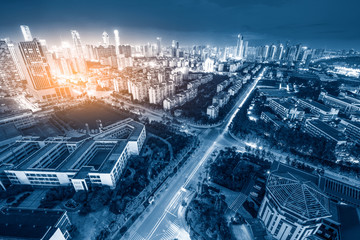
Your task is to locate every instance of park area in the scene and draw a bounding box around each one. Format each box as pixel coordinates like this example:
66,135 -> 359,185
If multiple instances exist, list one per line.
185,148 -> 271,240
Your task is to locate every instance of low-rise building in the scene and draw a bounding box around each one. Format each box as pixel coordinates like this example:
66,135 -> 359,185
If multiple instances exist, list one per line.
297,99 -> 339,121
269,99 -> 305,121
304,119 -> 346,145
319,92 -> 360,114
340,119 -> 360,143
0,118 -> 146,191
263,162 -> 360,240
258,163 -> 331,240
0,110 -> 36,130
0,207 -> 72,240
260,111 -> 285,130
228,82 -> 242,96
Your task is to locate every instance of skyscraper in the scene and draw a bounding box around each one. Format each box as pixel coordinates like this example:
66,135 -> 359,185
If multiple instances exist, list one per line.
20,25 -> 33,42
269,44 -> 277,61
71,30 -> 83,59
18,39 -> 53,90
70,30 -> 87,73
119,45 -> 132,58
156,37 -> 162,56
277,44 -> 284,60
263,45 -> 269,60
102,31 -> 109,48
243,41 -> 248,59
171,40 -> 178,57
236,34 -> 244,59
295,44 -> 302,61
114,30 -> 120,56
3,40 -> 26,80
0,40 -> 22,91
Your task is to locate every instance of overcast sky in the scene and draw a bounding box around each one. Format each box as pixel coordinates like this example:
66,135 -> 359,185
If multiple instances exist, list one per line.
0,0 -> 359,50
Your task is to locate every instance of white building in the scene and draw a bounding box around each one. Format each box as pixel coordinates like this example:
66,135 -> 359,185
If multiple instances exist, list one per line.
258,166 -> 331,240
204,58 -> 215,72
1,119 -> 146,191
207,104 -> 219,119
0,110 -> 36,130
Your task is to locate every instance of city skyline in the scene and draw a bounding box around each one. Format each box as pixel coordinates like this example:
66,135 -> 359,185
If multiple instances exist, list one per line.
0,1 -> 360,240
0,0 -> 359,50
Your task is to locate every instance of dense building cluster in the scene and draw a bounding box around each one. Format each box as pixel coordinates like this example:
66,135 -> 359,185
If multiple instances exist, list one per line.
258,70 -> 360,147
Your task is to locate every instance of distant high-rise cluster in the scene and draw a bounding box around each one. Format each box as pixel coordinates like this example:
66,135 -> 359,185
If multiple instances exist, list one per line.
0,25 -> 356,103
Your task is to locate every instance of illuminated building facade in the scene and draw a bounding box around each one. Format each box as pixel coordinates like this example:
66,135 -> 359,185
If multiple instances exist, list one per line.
18,39 -> 53,90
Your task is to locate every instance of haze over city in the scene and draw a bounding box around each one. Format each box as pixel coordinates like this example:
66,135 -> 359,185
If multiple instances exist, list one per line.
1,0 -> 359,49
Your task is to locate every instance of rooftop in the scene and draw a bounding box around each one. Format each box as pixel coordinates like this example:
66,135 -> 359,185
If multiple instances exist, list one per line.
8,119 -> 144,174
98,140 -> 128,173
267,173 -> 331,220
301,99 -> 332,112
0,109 -> 32,121
16,143 -> 60,170
0,207 -> 66,239
268,162 -> 331,221
0,123 -> 21,142
342,119 -> 360,129
58,139 -> 95,171
272,99 -> 294,110
127,121 -> 145,141
307,120 -> 346,142
258,88 -> 294,98
325,94 -> 356,105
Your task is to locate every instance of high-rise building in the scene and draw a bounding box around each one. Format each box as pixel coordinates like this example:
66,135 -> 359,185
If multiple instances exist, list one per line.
71,30 -> 83,59
102,31 -> 109,48
119,45 -> 132,58
295,44 -> 302,61
156,37 -> 162,56
0,40 -> 22,91
6,41 -> 26,80
18,39 -> 53,90
85,44 -> 96,60
0,40 -> 26,81
262,45 -> 269,60
236,34 -> 244,59
171,40 -> 178,57
114,30 -> 120,56
304,53 -> 312,68
269,44 -> 277,61
243,41 -> 248,59
70,30 -> 87,73
277,43 -> 284,60
20,25 -> 33,42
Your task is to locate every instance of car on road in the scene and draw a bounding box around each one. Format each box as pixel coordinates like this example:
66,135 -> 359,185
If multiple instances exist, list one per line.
148,196 -> 155,204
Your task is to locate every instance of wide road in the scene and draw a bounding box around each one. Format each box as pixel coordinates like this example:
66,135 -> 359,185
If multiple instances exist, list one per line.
119,68 -> 267,240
